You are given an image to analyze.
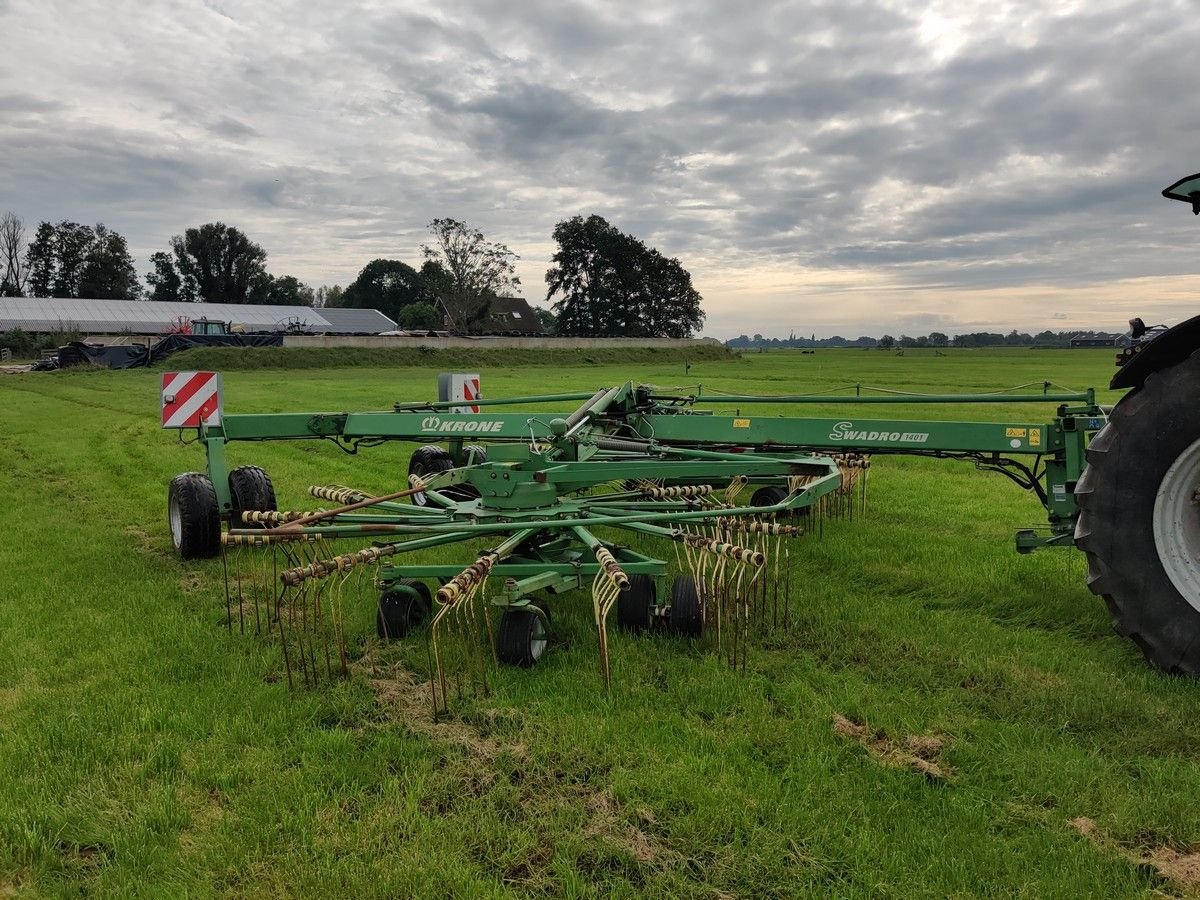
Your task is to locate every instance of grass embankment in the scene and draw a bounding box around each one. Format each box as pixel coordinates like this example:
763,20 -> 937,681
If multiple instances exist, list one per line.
3,349 -> 1200,896
162,342 -> 735,372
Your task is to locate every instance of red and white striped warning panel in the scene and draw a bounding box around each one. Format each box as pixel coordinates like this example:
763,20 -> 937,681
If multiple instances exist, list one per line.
453,373 -> 481,414
438,372 -> 481,413
161,371 -> 223,429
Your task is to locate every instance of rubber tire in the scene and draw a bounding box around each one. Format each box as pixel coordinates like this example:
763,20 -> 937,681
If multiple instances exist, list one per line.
168,472 -> 220,560
408,446 -> 455,507
616,574 -> 656,633
228,465 -> 277,527
497,598 -> 551,667
668,574 -> 704,638
752,485 -> 807,517
376,580 -> 432,640
1075,349 -> 1200,673
408,445 -> 483,505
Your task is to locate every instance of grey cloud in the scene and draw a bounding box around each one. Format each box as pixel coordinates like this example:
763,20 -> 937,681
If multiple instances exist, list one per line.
0,0 -> 1197,337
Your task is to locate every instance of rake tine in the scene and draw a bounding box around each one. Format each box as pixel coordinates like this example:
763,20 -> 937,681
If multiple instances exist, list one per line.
277,583 -> 294,689
221,542 -> 233,634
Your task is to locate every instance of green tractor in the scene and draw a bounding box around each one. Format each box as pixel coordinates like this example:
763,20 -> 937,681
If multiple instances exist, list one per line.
1072,173 -> 1200,672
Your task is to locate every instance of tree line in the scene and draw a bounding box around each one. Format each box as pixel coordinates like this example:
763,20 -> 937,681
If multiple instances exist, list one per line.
728,329 -> 1125,349
0,211 -> 706,338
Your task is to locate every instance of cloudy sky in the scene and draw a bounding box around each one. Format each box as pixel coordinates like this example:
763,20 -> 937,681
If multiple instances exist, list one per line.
2,0 -> 1199,338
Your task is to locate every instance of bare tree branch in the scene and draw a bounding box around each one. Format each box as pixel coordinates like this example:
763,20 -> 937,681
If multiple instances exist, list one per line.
421,218 -> 520,332
0,212 -> 28,296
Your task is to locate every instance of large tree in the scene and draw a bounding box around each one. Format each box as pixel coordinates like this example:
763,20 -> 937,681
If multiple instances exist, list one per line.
146,250 -> 194,302
258,274 -> 315,307
420,218 -> 520,332
146,223 -> 268,303
314,284 -> 344,308
24,221 -> 140,299
340,258 -> 432,322
78,224 -> 141,300
545,215 -> 704,338
1,212 -> 28,296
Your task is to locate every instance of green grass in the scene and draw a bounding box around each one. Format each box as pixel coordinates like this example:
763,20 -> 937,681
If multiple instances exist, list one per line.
3,348 -> 1199,897
162,342 -> 734,371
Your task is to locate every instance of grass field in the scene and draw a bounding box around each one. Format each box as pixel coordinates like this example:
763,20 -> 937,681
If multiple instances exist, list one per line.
4,347 -> 1200,897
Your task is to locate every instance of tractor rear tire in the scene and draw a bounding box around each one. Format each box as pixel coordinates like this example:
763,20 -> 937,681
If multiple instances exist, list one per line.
1075,349 -> 1200,673
377,580 -> 432,640
668,574 -> 704,638
228,465 -> 277,527
616,574 -> 656,633
497,599 -> 551,667
168,473 -> 220,560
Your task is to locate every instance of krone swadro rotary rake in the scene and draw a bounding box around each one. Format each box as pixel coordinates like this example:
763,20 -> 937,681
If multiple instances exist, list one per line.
158,173 -> 1200,686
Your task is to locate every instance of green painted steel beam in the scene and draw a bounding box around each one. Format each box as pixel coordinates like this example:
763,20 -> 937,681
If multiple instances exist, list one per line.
678,390 -> 1094,405
635,413 -> 1069,455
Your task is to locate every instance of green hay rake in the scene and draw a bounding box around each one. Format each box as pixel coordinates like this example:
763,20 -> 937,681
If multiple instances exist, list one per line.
165,376 -> 1113,704
161,173 -> 1200,690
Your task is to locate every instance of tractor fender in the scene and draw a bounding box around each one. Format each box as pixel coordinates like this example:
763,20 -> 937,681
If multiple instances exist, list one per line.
1111,313 -> 1200,390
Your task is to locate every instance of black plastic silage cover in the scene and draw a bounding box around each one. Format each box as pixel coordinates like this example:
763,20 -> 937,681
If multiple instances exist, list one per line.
57,334 -> 284,369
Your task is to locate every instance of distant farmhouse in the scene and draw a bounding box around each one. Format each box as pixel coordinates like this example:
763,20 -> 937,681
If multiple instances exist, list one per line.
1069,332 -> 1132,349
461,296 -> 544,336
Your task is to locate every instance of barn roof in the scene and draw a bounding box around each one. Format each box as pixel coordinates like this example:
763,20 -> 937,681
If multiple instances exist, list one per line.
0,298 -> 396,334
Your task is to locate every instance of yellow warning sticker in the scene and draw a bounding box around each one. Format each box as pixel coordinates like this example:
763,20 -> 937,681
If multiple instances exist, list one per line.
1029,428 -> 1042,447
733,418 -> 751,428
1006,427 -> 1027,438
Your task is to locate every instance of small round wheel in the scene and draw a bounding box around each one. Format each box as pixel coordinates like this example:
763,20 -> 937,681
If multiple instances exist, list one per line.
228,465 -> 276,526
408,446 -> 455,507
463,444 -> 488,466
497,598 -> 551,667
377,579 -> 432,639
668,574 -> 704,638
168,472 -> 220,559
751,485 -> 806,517
616,574 -> 656,633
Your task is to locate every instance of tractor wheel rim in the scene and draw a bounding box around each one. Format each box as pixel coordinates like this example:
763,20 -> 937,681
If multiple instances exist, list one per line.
530,616 -> 547,660
1153,436 -> 1200,612
168,495 -> 183,548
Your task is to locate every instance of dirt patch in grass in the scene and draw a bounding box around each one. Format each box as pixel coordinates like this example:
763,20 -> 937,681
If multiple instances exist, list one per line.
123,525 -> 172,561
832,713 -> 952,781
356,659 -> 514,761
582,789 -> 661,864
1071,816 -> 1200,891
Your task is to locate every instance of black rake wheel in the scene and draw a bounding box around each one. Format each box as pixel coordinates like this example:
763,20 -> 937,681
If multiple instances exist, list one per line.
751,484 -> 807,517
668,574 -> 704,638
497,598 -> 551,667
377,580 -> 433,640
616,574 -> 656,633
1075,349 -> 1200,673
408,445 -> 455,507
228,465 -> 277,527
408,445 -> 484,505
168,472 -> 220,560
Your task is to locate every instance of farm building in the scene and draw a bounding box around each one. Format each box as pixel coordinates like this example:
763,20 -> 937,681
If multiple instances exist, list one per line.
0,297 -> 396,335
470,296 -> 545,335
1069,332 -> 1131,348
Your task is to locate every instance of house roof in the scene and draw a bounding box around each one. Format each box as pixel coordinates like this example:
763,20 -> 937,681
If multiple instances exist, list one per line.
479,296 -> 544,334
0,298 -> 396,334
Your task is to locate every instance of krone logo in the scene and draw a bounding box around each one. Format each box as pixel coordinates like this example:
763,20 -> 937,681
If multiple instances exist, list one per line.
417,415 -> 506,433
